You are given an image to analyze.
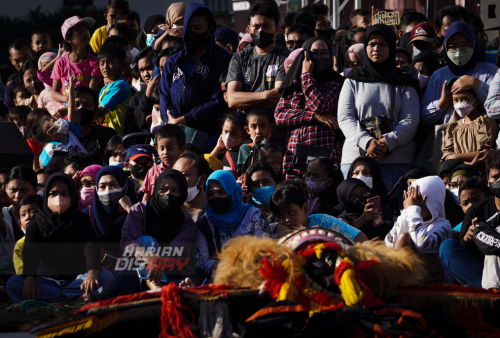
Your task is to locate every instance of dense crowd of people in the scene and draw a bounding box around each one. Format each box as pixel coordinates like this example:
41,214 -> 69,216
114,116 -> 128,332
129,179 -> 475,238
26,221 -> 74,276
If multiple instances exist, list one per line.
1,0 -> 500,303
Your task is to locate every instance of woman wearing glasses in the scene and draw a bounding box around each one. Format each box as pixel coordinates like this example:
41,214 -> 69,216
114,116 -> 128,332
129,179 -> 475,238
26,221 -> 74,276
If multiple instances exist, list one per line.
275,36 -> 344,179
420,21 -> 498,126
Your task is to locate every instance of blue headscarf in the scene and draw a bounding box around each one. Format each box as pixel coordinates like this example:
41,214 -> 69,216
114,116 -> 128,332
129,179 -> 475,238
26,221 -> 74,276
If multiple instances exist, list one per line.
92,166 -> 138,243
444,21 -> 486,76
205,170 -> 253,233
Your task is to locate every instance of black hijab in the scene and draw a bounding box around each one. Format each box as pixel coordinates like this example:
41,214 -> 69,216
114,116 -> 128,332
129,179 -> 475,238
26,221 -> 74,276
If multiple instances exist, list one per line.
346,156 -> 389,206
144,15 -> 166,34
280,36 -> 344,98
437,159 -> 464,177
146,169 -> 188,243
337,178 -> 370,219
347,24 -> 420,92
411,52 -> 440,76
33,173 -> 88,239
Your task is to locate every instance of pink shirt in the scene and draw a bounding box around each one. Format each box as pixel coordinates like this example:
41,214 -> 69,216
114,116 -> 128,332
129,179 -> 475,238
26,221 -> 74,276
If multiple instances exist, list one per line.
38,89 -> 62,115
140,163 -> 168,196
51,54 -> 101,96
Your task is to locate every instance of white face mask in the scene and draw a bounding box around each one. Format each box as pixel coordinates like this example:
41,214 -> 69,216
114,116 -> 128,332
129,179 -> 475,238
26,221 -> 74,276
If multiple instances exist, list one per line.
48,118 -> 69,135
126,47 -> 140,64
454,98 -> 476,118
446,47 -> 474,66
186,176 -> 201,202
37,190 -> 44,196
172,24 -> 183,33
109,160 -> 125,166
353,174 -> 373,189
418,74 -> 429,88
132,81 -> 147,93
450,188 -> 460,205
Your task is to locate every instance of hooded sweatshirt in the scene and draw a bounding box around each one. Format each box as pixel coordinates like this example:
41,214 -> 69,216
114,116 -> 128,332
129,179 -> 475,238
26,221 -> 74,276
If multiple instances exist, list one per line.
159,3 -> 232,139
384,176 -> 451,254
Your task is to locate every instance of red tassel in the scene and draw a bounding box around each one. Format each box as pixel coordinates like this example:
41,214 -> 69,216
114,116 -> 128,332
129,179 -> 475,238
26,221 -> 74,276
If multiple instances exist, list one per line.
159,283 -> 196,338
259,254 -> 288,298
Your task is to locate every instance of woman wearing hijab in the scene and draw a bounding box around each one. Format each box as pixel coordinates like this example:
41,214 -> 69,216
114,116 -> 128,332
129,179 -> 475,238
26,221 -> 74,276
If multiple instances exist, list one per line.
343,43 -> 365,75
338,24 -> 421,201
144,14 -> 166,46
411,52 -> 440,93
117,169 -> 197,291
6,173 -> 113,303
421,21 -> 498,126
82,166 -> 137,257
284,48 -> 303,73
276,36 -> 344,180
196,170 -> 269,279
336,178 -> 393,239
152,2 -> 188,52
437,158 -> 464,185
78,164 -> 102,210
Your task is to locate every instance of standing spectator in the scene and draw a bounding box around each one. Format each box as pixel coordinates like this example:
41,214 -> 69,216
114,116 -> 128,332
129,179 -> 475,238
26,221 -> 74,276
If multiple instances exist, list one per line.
485,69 -> 500,148
302,3 -> 334,40
90,0 -> 129,53
349,9 -> 371,29
4,40 -> 35,109
411,52 -> 440,92
214,26 -> 240,55
434,5 -> 470,47
151,2 -> 187,52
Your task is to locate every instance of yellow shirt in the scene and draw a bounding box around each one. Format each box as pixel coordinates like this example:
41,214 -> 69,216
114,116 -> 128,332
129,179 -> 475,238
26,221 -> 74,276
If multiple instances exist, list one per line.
90,25 -> 108,54
13,236 -> 25,275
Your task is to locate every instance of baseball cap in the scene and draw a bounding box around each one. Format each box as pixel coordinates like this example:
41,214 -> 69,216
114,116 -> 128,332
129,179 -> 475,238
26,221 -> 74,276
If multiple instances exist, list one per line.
214,27 -> 239,52
123,144 -> 154,162
61,16 -> 95,38
410,23 -> 435,43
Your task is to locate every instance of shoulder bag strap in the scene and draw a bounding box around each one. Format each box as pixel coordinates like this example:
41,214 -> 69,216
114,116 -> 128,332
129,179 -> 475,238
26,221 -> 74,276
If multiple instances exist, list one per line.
389,84 -> 396,121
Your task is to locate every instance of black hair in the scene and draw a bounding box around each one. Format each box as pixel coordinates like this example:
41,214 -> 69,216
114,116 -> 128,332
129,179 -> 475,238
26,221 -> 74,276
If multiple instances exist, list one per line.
152,86 -> 160,105
116,9 -> 141,27
246,162 -> 277,188
20,194 -> 43,210
293,11 -> 316,32
31,29 -> 51,41
486,150 -> 500,177
46,151 -> 70,174
131,64 -> 140,80
75,86 -> 99,109
161,35 -> 184,49
32,116 -> 53,144
283,11 -> 297,29
308,157 -> 344,215
13,82 -> 31,101
103,35 -> 131,48
434,5 -> 470,30
7,74 -> 20,84
189,8 -> 214,29
155,45 -> 183,69
105,0 -> 129,14
26,108 -> 50,139
0,65 -> 16,85
255,141 -> 283,162
469,12 -> 484,31
0,168 -> 10,176
399,12 -> 427,31
9,39 -> 32,53
0,100 -> 8,120
108,22 -> 136,43
8,105 -> 31,123
35,168 -> 50,176
249,0 -> 280,26
336,26 -> 367,72
184,143 -> 204,156
19,59 -> 38,79
7,165 -> 37,189
245,106 -> 274,126
459,176 -> 489,196
155,124 -> 186,148
220,111 -> 247,129
98,43 -> 127,63
350,9 -> 371,25
219,66 -> 229,85
175,153 -> 211,177
134,46 -> 153,64
63,152 -> 93,171
286,23 -> 314,39
303,2 -> 329,18
103,135 -> 124,166
270,179 -> 308,214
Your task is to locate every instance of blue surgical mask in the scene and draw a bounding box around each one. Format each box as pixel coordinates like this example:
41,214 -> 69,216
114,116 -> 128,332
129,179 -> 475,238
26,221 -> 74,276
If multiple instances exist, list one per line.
251,185 -> 275,206
413,47 -> 433,57
146,34 -> 155,46
109,160 -> 125,167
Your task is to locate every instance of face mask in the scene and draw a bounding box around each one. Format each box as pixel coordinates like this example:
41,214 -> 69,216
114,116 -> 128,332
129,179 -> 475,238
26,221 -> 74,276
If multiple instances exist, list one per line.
311,56 -> 332,72
454,99 -> 476,118
18,126 -> 26,137
158,193 -> 182,212
129,162 -> 151,179
79,187 -> 94,209
186,176 -> 201,202
132,81 -> 147,93
490,180 -> 500,199
109,160 -> 125,167
208,195 -> 233,214
50,118 -> 69,135
222,134 -> 242,149
146,33 -> 156,46
305,179 -> 327,194
250,30 -> 275,49
172,24 -> 183,33
75,108 -> 95,126
342,68 -> 352,76
48,195 -> 72,214
450,188 -> 460,205
126,47 -> 140,64
446,47 -> 474,66
413,47 -> 433,57
26,81 -> 45,95
37,190 -> 44,196
315,28 -> 335,41
353,175 -> 373,189
188,30 -> 209,48
97,188 -> 123,208
251,185 -> 275,206
418,74 -> 429,88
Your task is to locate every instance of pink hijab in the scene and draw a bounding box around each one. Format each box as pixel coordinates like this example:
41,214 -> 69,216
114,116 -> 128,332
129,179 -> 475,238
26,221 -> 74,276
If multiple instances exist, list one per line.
345,43 -> 365,67
81,165 -> 103,180
284,48 -> 303,73
237,34 -> 253,52
37,52 -> 57,90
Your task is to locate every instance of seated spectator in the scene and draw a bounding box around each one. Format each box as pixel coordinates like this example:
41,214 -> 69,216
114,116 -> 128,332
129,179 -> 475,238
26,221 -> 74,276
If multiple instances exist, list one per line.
155,46 -> 183,76
63,152 -> 93,177
485,69 -> 500,146
103,135 -> 126,166
19,59 -> 44,109
448,164 -> 482,202
474,212 -> 500,289
123,144 -> 155,199
6,173 -> 114,303
116,9 -> 144,49
214,26 -> 239,54
305,157 -> 343,217
244,162 -> 277,218
254,141 -> 283,181
335,26 -> 366,73
397,11 -> 427,39
151,2 -> 187,52
411,52 -> 440,92
4,39 -> 34,109
437,158 -> 464,185
9,105 -> 30,138
434,5 -> 469,45
46,151 -> 70,173
453,177 -> 489,232
35,168 -> 49,195
402,168 -> 431,193
395,47 -> 412,73
89,0 -> 129,53
37,52 -> 64,116
12,83 -> 31,107
77,164 -> 102,210
285,24 -> 314,52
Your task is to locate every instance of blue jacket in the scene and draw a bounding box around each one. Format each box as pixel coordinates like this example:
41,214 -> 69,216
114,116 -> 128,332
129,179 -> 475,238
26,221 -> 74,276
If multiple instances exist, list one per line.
159,3 -> 232,138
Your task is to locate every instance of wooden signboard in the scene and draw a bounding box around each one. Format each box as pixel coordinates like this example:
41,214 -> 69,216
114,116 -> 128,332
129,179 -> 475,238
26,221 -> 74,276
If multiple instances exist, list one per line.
374,11 -> 400,25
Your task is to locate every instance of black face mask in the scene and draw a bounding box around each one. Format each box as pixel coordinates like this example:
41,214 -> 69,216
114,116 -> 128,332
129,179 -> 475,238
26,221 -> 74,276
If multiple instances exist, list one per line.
75,108 -> 95,126
208,196 -> 233,214
188,30 -> 208,48
131,29 -> 139,38
251,31 -> 275,49
311,56 -> 332,72
129,163 -> 151,179
490,181 -> 500,199
158,193 -> 182,212
315,28 -> 335,41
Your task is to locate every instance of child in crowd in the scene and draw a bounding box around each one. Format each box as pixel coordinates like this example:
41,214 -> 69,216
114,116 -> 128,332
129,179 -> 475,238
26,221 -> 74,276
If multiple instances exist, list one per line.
13,83 -> 31,107
140,124 -> 186,201
452,177 -> 489,232
12,195 -> 43,275
34,73 -> 87,167
123,144 -> 155,198
26,109 -> 51,170
349,9 -> 371,29
96,43 -> 131,134
103,135 -> 126,166
116,9 -> 142,49
51,16 -> 102,106
0,169 -> 12,209
270,180 -> 367,242
385,176 -> 452,284
245,162 -> 277,219
9,106 -> 31,138
150,86 -> 163,133
35,169 -> 49,195
254,141 -> 284,180
442,90 -> 498,163
90,0 -> 130,53
37,51 -> 65,116
31,29 -> 57,58
63,152 -> 93,178
211,112 -> 248,179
